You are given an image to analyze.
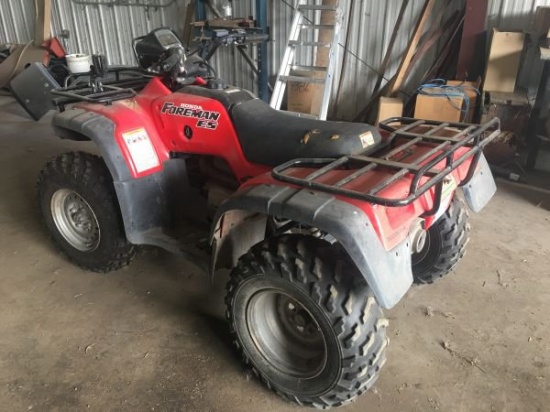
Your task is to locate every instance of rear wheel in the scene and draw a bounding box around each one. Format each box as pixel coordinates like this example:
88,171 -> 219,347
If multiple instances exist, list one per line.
37,152 -> 136,272
412,198 -> 470,284
226,235 -> 388,408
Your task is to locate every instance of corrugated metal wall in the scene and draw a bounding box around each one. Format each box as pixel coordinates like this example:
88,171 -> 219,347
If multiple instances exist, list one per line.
218,0 -> 550,118
488,0 -> 547,29
0,0 -> 36,43
51,0 -> 185,65
206,0 -> 256,94
1,0 -> 550,119
0,0 -> 185,65
203,0 -> 459,118
329,0 -> 460,119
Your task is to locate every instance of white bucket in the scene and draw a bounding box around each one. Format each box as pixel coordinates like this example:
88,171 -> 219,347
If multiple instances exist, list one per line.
66,54 -> 92,74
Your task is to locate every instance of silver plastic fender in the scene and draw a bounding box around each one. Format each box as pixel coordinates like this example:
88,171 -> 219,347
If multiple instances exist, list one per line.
211,184 -> 413,309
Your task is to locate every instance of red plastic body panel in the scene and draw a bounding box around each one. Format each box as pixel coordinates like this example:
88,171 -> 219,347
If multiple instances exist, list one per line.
74,80 -> 170,179
73,77 -> 477,251
239,146 -> 476,251
75,78 -> 268,180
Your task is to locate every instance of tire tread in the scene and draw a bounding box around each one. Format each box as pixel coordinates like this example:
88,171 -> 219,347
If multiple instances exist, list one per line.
413,198 -> 470,284
226,235 -> 388,409
37,152 -> 136,273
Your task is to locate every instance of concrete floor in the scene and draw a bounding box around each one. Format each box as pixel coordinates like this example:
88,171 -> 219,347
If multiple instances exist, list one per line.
0,95 -> 549,412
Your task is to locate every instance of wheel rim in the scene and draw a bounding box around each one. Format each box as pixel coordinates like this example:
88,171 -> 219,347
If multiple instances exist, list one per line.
246,290 -> 328,379
411,228 -> 432,266
50,189 -> 100,252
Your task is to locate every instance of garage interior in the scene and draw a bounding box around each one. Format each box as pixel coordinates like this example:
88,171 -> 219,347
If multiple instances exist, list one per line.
1,0 -> 549,411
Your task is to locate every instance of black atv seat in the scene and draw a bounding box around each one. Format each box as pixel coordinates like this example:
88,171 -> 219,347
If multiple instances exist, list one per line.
180,86 -> 382,167
230,99 -> 382,166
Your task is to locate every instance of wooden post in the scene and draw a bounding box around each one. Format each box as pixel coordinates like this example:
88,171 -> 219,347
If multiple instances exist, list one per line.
456,0 -> 489,80
315,0 -> 337,67
388,0 -> 436,96
34,0 -> 52,44
182,1 -> 196,47
372,0 -> 410,96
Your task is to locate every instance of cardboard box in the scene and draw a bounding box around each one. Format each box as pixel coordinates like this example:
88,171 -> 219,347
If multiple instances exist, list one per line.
414,88 -> 464,123
287,70 -> 324,115
484,29 -> 525,93
376,97 -> 403,125
447,80 -> 480,123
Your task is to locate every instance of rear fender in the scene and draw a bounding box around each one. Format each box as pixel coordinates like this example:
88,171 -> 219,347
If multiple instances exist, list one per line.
211,184 -> 413,309
52,109 -> 189,248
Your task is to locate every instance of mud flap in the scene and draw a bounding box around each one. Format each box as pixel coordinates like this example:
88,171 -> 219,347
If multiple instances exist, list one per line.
462,154 -> 496,213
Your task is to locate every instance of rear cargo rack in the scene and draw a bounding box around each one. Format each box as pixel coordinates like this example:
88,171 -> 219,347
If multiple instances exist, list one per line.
272,117 -> 500,208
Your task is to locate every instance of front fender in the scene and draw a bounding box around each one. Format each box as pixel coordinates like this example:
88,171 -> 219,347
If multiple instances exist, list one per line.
53,109 -> 131,181
52,109 -> 190,250
211,184 -> 413,309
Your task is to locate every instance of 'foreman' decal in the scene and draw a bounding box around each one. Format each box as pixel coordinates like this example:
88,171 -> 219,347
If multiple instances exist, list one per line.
161,102 -> 220,130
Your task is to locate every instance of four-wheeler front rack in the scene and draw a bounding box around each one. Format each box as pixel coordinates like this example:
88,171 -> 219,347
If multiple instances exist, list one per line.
272,117 -> 501,208
52,67 -> 153,110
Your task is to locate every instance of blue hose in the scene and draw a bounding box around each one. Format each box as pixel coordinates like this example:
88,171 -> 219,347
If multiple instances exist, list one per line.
416,79 -> 480,122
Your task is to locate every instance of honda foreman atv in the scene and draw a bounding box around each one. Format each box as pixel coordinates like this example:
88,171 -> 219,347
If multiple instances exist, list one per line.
37,28 -> 499,408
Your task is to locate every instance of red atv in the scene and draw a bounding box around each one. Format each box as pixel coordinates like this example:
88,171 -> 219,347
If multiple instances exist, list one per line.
37,28 -> 499,408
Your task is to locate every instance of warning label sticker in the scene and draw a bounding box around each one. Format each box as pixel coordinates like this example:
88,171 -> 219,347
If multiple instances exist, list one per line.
122,129 -> 160,173
359,131 -> 375,148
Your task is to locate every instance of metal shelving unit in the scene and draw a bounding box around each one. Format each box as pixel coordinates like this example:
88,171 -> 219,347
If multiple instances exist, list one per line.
194,0 -> 270,101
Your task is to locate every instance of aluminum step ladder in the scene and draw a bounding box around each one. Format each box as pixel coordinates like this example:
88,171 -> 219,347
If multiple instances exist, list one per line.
269,0 -> 342,120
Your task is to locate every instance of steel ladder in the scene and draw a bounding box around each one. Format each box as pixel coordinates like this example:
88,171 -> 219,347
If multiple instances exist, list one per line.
269,0 -> 342,120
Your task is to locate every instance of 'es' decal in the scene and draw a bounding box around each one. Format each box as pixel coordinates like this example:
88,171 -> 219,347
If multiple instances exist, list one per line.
161,102 -> 220,130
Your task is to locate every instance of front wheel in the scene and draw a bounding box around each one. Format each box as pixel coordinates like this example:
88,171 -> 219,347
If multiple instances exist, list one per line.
226,236 -> 389,408
37,152 -> 136,272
